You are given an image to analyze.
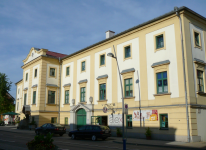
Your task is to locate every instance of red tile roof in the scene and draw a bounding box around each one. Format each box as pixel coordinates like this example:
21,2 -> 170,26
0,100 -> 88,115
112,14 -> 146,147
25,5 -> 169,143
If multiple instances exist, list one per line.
46,51 -> 67,58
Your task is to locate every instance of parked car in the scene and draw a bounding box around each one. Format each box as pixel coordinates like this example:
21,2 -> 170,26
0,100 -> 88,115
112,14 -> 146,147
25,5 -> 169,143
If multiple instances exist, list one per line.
35,123 -> 66,136
68,125 -> 111,141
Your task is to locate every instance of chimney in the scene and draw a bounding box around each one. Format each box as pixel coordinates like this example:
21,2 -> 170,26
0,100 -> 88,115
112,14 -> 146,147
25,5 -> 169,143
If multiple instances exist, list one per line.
106,30 -> 115,39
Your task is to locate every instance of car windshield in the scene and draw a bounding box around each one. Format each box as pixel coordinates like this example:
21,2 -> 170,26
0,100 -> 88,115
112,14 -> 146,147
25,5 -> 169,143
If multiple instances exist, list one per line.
100,126 -> 110,130
53,123 -> 63,127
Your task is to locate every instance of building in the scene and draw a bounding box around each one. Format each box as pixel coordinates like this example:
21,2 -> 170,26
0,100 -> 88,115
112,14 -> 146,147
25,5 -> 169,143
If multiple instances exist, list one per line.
15,6 -> 206,142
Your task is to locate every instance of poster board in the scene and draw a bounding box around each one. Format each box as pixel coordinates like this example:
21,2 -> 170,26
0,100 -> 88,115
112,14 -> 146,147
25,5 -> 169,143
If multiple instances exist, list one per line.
133,110 -> 158,121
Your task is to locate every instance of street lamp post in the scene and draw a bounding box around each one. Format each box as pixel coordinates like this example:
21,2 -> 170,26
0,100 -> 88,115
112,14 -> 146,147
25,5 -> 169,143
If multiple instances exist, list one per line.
107,45 -> 126,150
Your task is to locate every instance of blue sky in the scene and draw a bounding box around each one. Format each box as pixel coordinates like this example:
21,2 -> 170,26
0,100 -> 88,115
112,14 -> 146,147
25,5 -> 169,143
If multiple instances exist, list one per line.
0,0 -> 206,98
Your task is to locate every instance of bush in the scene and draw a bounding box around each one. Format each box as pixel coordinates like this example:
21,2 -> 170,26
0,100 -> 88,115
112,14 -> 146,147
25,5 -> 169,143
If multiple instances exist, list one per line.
26,133 -> 57,150
116,128 -> 122,137
145,127 -> 152,137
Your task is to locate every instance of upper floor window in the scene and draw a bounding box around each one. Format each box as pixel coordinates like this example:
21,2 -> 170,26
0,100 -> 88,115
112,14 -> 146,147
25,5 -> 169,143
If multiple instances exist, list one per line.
33,91 -> 36,104
125,46 -> 131,58
80,87 -> 86,102
194,32 -> 201,47
24,93 -> 27,105
100,54 -> 105,66
48,91 -> 55,104
81,61 -> 86,72
50,68 -> 55,77
66,67 -> 70,76
65,90 -> 69,104
25,73 -> 28,81
197,70 -> 204,92
18,88 -> 20,94
156,34 -> 164,49
99,83 -> 106,100
124,78 -> 133,97
157,72 -> 168,94
34,69 -> 37,78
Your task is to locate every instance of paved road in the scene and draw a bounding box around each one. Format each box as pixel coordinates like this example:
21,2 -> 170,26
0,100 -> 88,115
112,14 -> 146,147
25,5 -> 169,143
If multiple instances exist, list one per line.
0,130 -> 201,150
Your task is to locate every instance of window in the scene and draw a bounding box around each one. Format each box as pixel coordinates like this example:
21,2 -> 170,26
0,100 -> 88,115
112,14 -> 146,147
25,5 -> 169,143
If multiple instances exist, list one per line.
197,70 -> 204,92
51,117 -> 57,123
81,61 -> 85,71
160,114 -> 168,129
157,72 -> 168,94
126,115 -> 132,128
125,46 -> 131,58
24,93 -> 27,105
124,78 -> 133,97
100,54 -> 105,66
26,73 -> 28,81
18,88 -> 20,94
33,91 -> 36,104
65,117 -> 68,125
48,91 -> 55,104
17,102 -> 19,111
66,67 -> 70,76
194,32 -> 200,47
50,68 -> 55,77
80,87 -> 86,102
99,83 -> 106,100
32,116 -> 35,122
156,34 -> 164,49
79,126 -> 86,131
65,90 -> 69,104
34,69 -> 37,78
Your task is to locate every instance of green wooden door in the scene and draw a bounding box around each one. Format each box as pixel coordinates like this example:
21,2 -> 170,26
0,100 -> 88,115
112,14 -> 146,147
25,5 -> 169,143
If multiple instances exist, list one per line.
77,109 -> 86,129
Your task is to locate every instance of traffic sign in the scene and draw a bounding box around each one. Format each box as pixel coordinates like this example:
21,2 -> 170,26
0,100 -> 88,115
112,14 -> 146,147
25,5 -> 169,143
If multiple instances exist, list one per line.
103,107 -> 107,113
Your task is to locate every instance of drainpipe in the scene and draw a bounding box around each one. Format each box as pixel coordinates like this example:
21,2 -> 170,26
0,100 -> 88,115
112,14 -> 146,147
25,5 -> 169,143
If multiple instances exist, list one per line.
58,57 -> 62,124
174,7 -> 190,143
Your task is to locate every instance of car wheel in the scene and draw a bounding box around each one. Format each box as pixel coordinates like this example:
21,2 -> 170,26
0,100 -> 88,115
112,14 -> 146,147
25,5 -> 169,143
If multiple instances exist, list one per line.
91,135 -> 97,141
102,137 -> 107,140
71,134 -> 76,140
59,134 -> 63,136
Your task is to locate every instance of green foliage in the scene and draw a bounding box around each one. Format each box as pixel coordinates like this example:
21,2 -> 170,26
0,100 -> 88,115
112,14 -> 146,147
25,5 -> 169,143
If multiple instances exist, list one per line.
29,121 -> 36,125
145,127 -> 152,137
26,133 -> 56,150
0,73 -> 14,113
116,128 -> 122,136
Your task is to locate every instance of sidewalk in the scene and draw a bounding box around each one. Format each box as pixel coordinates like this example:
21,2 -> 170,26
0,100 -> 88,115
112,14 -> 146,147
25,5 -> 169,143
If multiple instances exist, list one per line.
112,137 -> 206,149
0,126 -> 35,134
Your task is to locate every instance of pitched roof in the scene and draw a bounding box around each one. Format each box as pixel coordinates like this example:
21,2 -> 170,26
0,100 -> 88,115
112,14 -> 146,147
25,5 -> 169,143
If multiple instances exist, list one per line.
46,51 -> 67,58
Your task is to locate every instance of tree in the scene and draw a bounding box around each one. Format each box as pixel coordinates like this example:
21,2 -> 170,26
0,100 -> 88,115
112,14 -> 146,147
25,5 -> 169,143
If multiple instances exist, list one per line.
0,73 -> 14,113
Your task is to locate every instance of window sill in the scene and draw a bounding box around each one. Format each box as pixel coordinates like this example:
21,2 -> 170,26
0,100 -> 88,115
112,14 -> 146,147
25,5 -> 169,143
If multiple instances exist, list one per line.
64,103 -> 70,105
196,91 -> 206,96
97,99 -> 108,102
153,92 -> 171,96
194,45 -> 202,50
159,128 -> 169,130
46,104 -> 58,106
124,96 -> 135,99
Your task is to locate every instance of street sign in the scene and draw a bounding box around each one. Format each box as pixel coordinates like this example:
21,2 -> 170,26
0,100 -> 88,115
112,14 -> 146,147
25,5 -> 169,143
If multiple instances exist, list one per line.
125,104 -> 128,115
103,107 -> 107,113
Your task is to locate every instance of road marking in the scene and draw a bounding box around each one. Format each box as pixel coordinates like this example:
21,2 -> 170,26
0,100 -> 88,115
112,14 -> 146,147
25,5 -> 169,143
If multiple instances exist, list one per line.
0,139 -> 15,142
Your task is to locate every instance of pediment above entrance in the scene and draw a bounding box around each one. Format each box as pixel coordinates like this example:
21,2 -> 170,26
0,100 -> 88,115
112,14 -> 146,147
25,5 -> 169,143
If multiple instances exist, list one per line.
70,103 -> 92,112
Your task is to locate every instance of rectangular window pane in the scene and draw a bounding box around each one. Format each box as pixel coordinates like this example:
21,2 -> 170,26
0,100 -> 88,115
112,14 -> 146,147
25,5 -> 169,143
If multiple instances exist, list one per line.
100,83 -> 106,100
80,87 -> 85,102
82,61 -> 85,71
66,67 -> 70,76
33,91 -> 36,104
157,73 -> 162,79
125,78 -> 133,97
50,68 -> 55,77
100,55 -> 105,65
163,72 -> 167,78
157,72 -> 168,93
26,73 -> 28,81
24,93 -> 27,105
195,32 -> 200,46
48,91 -> 55,104
65,90 -> 69,104
125,46 -> 131,58
156,35 -> 164,49
34,69 -> 37,77
197,70 -> 204,92
160,114 -> 168,129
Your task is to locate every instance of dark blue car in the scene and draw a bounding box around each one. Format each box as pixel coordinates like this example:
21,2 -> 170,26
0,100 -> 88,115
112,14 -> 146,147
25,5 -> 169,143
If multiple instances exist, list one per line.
35,123 -> 66,136
68,125 -> 111,141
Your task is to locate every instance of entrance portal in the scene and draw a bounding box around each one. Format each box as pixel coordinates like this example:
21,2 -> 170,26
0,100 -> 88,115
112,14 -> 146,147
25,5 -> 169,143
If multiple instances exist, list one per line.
76,108 -> 86,129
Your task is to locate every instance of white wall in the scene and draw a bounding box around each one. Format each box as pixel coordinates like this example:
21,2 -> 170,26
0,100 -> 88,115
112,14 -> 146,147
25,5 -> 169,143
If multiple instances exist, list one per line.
23,69 -> 30,105
61,62 -> 74,107
76,56 -> 90,105
146,24 -> 179,100
31,64 -> 40,107
94,48 -> 112,104
25,50 -> 41,64
46,64 -> 59,85
16,84 -> 22,112
116,37 -> 140,102
189,23 -> 206,93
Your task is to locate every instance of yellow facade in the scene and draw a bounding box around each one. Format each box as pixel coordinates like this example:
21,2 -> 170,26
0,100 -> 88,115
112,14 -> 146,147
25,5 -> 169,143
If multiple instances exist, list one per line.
15,7 -> 206,142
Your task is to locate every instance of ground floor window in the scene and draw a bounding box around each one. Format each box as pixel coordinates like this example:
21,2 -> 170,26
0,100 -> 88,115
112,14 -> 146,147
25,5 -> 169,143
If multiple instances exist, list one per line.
51,117 -> 57,123
160,114 -> 168,129
32,116 -> 35,122
126,115 -> 132,128
65,117 -> 68,125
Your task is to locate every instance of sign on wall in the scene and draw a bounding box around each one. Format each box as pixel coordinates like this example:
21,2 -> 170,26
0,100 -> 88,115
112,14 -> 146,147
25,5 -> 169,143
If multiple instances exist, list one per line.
133,110 -> 158,121
108,114 -> 122,126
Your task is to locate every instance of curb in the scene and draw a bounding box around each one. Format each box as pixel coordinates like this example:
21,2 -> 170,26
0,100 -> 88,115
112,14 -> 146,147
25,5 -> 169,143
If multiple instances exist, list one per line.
112,141 -> 205,150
